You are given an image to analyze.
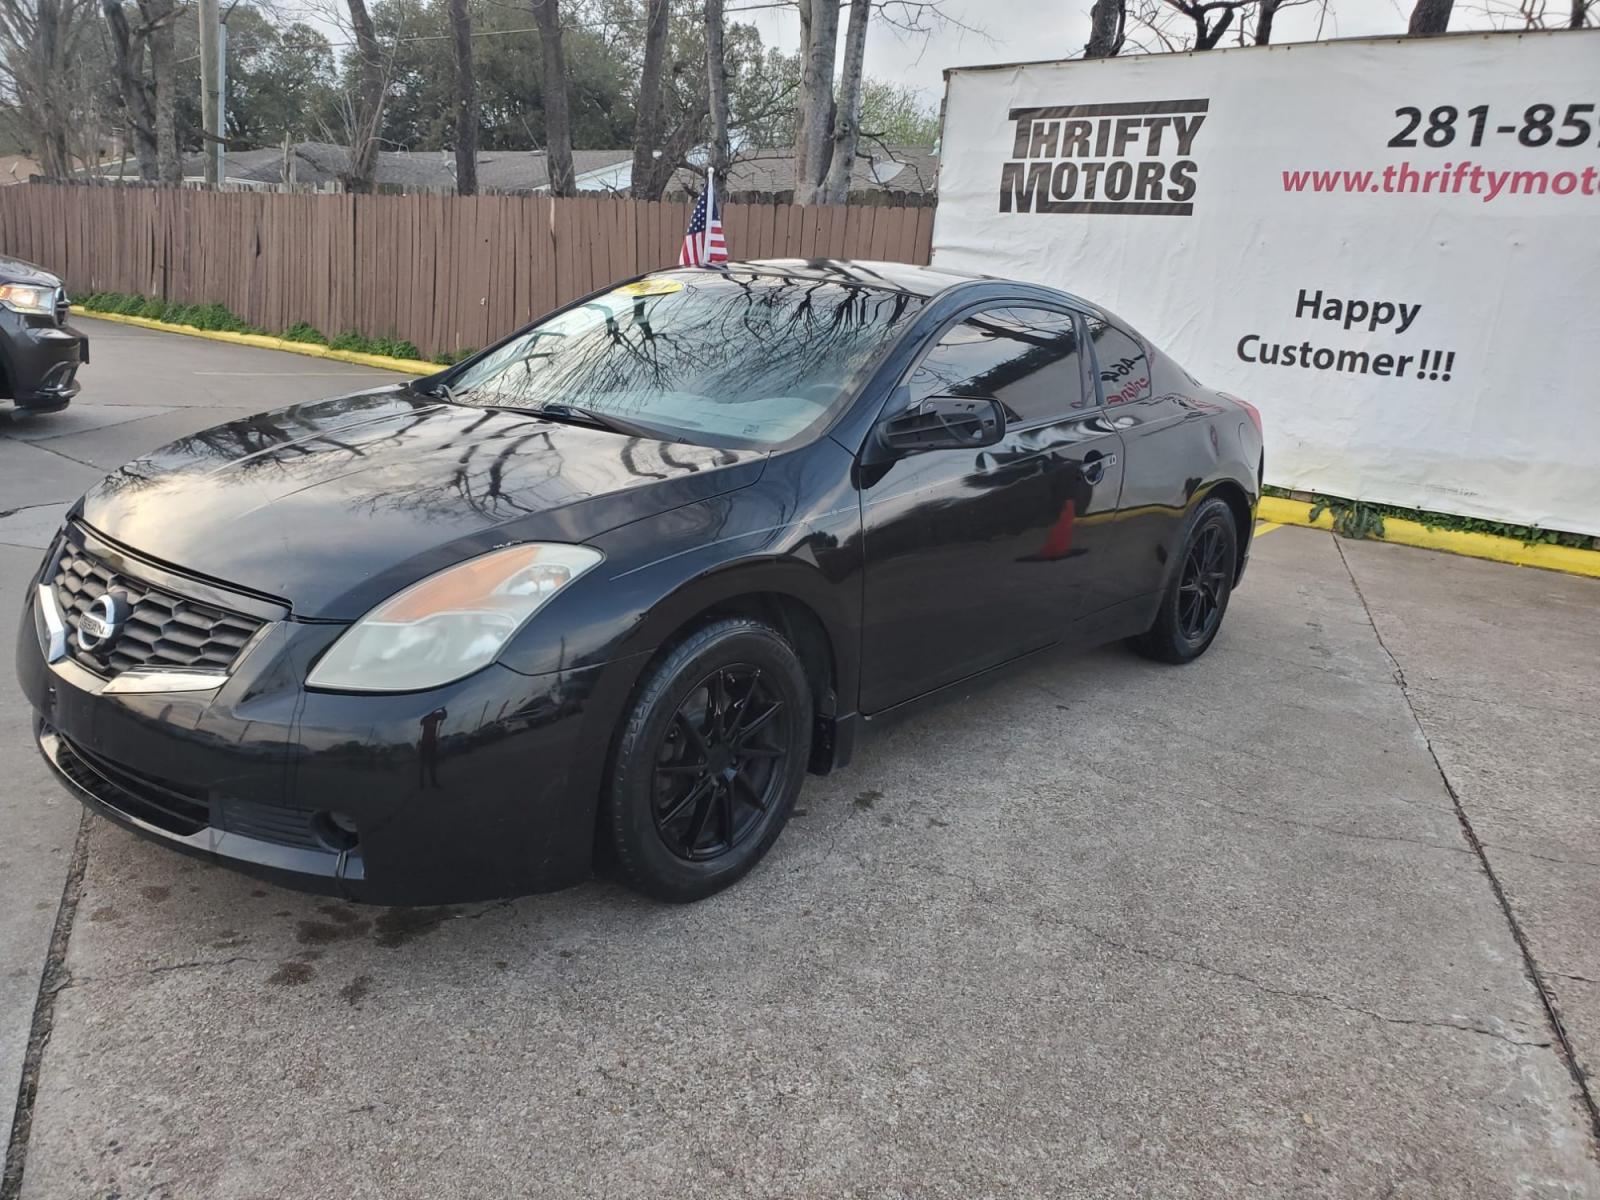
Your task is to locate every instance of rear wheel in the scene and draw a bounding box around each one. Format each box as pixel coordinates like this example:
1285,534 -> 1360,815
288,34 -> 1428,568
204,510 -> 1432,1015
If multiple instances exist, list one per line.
604,618 -> 811,902
1131,496 -> 1237,664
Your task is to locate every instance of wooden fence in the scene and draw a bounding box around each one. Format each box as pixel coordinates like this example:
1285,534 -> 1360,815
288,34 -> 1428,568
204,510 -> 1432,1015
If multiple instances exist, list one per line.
0,184 -> 937,358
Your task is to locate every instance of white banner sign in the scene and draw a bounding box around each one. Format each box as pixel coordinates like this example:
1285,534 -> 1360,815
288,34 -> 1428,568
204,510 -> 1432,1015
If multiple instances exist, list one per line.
933,31 -> 1600,536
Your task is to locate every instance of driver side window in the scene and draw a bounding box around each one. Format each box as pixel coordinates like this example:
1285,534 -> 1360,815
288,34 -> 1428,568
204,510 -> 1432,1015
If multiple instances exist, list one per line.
908,307 -> 1088,425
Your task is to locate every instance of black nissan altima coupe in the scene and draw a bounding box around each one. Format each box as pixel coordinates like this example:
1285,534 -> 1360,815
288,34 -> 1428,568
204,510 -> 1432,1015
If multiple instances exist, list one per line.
17,260 -> 1263,903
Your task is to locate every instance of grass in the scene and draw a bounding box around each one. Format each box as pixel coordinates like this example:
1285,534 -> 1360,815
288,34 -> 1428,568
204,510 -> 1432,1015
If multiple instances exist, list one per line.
75,291 -> 445,365
1264,485 -> 1593,549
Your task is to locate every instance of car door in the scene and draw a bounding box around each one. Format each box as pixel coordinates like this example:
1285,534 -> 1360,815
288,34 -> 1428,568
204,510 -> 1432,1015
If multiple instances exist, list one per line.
857,304 -> 1126,713
1084,314 -> 1193,605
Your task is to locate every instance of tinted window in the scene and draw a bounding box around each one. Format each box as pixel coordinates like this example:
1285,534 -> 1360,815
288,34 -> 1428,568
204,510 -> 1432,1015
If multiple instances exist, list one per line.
908,306 -> 1088,424
449,271 -> 924,448
1086,317 -> 1151,406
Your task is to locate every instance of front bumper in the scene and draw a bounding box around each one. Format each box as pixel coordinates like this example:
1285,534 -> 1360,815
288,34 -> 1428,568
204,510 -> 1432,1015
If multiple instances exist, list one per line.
17,545 -> 647,904
2,315 -> 86,411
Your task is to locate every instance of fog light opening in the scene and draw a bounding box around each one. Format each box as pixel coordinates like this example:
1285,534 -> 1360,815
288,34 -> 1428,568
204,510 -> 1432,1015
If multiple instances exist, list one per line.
311,810 -> 360,853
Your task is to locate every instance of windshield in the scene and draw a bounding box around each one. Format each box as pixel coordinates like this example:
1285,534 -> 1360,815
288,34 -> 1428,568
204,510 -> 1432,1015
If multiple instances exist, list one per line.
446,271 -> 925,448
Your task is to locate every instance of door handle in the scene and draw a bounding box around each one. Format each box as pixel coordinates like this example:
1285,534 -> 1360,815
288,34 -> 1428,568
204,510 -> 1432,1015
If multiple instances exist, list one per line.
1080,452 -> 1117,483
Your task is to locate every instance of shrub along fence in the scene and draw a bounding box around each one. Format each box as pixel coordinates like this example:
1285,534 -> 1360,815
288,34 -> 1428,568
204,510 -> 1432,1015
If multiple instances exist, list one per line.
0,184 -> 937,360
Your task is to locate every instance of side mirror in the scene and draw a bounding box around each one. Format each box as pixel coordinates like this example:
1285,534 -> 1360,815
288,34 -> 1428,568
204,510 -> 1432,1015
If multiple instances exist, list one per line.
878,395 -> 1006,455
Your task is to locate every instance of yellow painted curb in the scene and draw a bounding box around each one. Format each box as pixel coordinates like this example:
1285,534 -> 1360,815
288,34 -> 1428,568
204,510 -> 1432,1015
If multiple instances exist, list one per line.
78,310 -> 438,376
1258,496 -> 1600,580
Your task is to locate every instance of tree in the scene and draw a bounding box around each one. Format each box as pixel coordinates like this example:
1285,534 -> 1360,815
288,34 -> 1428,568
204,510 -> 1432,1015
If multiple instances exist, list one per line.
340,0 -> 386,191
857,79 -> 937,144
101,0 -> 158,177
0,0 -> 98,178
728,43 -> 798,148
135,0 -> 179,181
229,20 -> 339,145
1407,0 -> 1452,30
630,0 -> 670,197
1254,0 -> 1283,39
703,0 -> 729,186
819,0 -> 868,202
530,0 -> 574,195
1084,0 -> 1126,55
371,0 -> 634,154
447,0 -> 475,192
792,0 -> 839,203
1122,0 -> 1328,51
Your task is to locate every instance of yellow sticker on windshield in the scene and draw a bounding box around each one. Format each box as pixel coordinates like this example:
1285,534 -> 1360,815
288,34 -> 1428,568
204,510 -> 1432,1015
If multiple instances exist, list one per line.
614,279 -> 684,297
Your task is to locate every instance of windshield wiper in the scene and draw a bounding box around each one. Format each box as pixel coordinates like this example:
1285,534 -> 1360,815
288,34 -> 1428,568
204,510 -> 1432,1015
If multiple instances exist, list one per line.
513,402 -> 680,442
415,379 -> 456,403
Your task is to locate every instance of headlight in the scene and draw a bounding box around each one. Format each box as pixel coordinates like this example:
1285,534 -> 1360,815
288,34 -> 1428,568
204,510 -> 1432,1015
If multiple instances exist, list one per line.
0,284 -> 56,315
306,543 -> 602,693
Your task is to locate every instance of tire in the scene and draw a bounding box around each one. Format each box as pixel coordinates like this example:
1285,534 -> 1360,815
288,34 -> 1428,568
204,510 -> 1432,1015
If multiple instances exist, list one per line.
604,618 -> 812,902
1130,496 -> 1238,664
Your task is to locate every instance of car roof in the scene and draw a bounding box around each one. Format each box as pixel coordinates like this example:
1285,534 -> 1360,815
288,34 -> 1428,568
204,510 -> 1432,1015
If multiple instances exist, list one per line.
668,258 -> 989,298
672,258 -> 1102,314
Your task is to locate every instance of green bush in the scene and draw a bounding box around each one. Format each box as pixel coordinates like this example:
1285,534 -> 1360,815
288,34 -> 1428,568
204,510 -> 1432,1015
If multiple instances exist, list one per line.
281,321 -> 329,345
81,290 -> 434,366
369,336 -> 422,361
327,330 -> 422,360
1266,484 -> 1591,549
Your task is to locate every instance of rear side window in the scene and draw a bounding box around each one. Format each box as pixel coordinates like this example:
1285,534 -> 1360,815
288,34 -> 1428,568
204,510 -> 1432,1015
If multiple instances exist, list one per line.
1087,317 -> 1151,406
908,306 -> 1089,424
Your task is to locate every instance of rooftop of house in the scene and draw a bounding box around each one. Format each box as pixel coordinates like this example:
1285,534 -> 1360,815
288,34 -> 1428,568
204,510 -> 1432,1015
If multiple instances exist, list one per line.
80,142 -> 937,198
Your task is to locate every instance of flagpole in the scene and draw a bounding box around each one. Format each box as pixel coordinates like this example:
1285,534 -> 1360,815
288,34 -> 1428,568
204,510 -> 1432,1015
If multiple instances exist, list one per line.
705,168 -> 715,265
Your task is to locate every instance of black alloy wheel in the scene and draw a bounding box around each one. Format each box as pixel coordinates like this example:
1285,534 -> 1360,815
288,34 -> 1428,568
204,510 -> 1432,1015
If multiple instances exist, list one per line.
604,618 -> 811,901
1131,495 -> 1239,664
1176,522 -> 1230,643
652,664 -> 791,861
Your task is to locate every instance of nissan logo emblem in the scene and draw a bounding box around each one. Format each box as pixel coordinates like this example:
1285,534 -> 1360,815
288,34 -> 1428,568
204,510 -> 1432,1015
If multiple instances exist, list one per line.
77,593 -> 130,653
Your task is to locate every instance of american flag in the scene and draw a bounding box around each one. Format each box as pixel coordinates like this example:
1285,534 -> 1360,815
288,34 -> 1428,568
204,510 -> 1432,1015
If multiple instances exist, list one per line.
679,170 -> 727,267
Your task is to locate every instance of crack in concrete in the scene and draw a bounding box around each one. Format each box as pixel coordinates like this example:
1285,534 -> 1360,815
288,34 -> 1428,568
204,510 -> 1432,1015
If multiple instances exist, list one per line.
1550,973 -> 1598,987
1072,762 -> 1472,857
2,408 -> 168,449
56,955 -> 267,991
1038,908 -> 1551,1050
0,501 -> 70,520
1030,677 -> 1454,817
1,811 -> 90,1200
895,858 -> 1545,1050
10,438 -> 101,472
1478,843 -> 1600,871
1332,535 -> 1600,1147
1182,792 -> 1472,856
148,955 -> 262,976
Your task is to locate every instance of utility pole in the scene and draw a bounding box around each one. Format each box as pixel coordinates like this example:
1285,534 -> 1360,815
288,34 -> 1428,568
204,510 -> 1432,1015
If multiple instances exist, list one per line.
217,16 -> 227,182
198,0 -> 221,184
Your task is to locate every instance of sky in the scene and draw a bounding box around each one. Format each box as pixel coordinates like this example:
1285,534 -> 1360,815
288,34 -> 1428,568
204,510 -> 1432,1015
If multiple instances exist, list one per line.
737,0 -> 1437,107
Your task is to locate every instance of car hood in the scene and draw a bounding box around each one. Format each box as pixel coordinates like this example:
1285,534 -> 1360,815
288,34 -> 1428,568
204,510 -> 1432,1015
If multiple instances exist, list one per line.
0,255 -> 62,289
79,388 -> 767,619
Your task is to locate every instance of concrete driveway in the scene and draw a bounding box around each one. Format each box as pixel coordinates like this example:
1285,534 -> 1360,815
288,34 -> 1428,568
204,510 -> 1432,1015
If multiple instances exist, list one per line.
2,317 -> 1597,1198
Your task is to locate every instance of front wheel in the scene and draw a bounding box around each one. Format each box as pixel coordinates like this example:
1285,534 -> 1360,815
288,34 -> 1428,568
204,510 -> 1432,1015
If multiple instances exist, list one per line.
603,618 -> 812,902
1130,496 -> 1238,664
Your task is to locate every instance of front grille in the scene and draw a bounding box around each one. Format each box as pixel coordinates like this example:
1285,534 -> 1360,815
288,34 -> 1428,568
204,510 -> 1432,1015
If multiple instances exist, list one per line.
216,798 -> 322,851
50,728 -> 210,836
51,527 -> 264,676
